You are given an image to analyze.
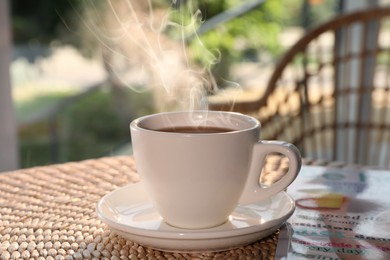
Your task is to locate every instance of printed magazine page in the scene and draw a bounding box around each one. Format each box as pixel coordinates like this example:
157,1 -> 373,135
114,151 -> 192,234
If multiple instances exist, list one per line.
275,166 -> 390,260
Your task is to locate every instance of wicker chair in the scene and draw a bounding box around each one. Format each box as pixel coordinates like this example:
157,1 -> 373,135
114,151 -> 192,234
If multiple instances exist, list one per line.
209,7 -> 390,168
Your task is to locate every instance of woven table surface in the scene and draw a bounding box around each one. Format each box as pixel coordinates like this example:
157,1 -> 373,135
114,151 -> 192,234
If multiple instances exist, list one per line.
0,156 -> 335,260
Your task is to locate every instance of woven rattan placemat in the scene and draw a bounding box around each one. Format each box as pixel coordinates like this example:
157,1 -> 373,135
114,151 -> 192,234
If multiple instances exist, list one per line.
0,155 -> 320,259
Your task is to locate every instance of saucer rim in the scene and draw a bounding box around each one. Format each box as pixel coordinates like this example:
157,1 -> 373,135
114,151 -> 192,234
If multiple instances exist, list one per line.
96,183 -> 295,240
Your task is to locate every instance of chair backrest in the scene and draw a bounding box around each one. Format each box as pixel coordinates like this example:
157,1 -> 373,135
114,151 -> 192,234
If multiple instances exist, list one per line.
213,7 -> 390,168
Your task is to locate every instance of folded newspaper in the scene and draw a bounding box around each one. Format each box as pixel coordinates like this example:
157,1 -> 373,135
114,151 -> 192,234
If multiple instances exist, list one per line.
275,166 -> 390,260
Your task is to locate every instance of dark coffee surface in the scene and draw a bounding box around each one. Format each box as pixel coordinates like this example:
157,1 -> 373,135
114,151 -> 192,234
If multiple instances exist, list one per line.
156,126 -> 234,134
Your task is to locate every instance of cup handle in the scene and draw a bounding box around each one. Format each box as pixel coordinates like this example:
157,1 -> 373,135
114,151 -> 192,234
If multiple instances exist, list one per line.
238,140 -> 301,205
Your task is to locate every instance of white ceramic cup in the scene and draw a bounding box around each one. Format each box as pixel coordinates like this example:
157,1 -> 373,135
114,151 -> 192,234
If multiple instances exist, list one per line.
130,111 -> 301,229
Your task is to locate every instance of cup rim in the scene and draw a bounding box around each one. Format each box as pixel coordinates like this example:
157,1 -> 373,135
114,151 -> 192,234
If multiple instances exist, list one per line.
130,110 -> 260,135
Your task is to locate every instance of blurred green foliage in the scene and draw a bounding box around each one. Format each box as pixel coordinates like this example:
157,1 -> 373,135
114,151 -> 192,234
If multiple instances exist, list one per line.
169,0 -> 301,87
58,87 -> 155,162
11,0 -> 337,58
184,0 -> 337,87
11,0 -> 82,44
18,87 -> 155,167
191,0 -> 278,87
58,88 -> 127,162
15,92 -> 76,122
195,0 -> 285,60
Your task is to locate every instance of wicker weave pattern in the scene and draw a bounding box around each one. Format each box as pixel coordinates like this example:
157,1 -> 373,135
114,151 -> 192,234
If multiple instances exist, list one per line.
0,156 -> 289,260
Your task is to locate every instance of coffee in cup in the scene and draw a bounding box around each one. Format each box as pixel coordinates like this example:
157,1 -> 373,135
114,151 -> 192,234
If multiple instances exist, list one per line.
130,111 -> 301,229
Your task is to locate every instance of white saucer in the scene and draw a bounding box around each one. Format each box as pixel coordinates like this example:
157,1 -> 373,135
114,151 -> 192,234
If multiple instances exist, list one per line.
96,183 -> 295,252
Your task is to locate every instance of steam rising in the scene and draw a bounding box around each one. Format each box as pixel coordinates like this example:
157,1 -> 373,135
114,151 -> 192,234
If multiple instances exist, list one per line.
77,0 -> 222,112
